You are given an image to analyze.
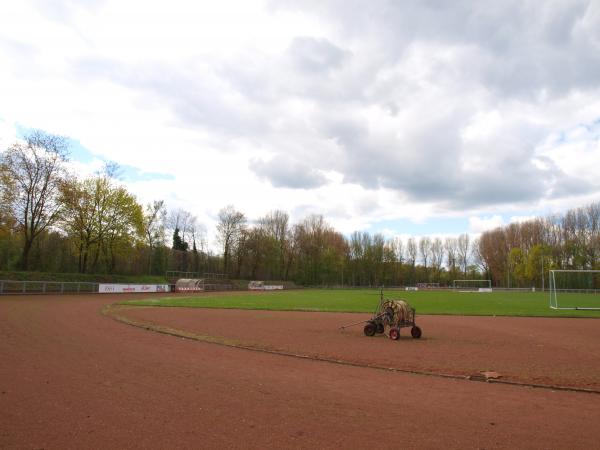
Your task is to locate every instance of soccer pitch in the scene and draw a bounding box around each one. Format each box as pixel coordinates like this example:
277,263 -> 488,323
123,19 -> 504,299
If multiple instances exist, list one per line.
123,289 -> 600,317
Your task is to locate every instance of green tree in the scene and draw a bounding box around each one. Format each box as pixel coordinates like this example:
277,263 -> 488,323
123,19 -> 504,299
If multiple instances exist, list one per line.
60,176 -> 99,273
0,130 -> 68,270
99,185 -> 143,273
509,247 -> 527,287
61,174 -> 143,273
172,227 -> 188,251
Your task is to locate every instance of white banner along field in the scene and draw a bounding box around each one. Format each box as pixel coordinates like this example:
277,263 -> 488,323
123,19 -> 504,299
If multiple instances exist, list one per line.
98,284 -> 170,294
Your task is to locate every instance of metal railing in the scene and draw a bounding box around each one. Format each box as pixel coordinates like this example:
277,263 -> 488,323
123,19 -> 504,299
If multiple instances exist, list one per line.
0,280 -> 99,295
165,271 -> 200,280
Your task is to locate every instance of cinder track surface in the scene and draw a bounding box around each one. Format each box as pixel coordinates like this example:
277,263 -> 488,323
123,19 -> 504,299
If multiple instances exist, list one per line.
119,306 -> 600,391
1,294 -> 600,449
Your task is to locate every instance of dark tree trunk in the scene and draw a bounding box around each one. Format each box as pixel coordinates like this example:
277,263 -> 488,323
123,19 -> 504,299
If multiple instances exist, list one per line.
21,239 -> 33,271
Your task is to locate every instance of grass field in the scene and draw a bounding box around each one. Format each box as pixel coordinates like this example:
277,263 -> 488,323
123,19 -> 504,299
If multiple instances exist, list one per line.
122,289 -> 600,317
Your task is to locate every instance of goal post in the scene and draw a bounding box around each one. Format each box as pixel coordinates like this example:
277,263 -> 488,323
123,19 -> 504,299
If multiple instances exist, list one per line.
549,270 -> 600,310
452,279 -> 492,290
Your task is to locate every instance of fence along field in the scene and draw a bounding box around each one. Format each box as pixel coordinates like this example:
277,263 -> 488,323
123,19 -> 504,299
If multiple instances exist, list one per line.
0,280 -> 170,295
3,277 -> 599,317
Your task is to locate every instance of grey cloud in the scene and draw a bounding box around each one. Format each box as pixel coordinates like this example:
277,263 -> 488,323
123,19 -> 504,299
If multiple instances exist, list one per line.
250,155 -> 328,189
320,111 -> 465,196
314,106 -> 599,208
65,0 -> 600,207
31,0 -> 106,24
548,174 -> 595,199
452,167 -> 549,208
273,0 -> 600,98
0,38 -> 41,78
288,37 -> 349,73
218,38 -> 363,105
71,58 -> 271,137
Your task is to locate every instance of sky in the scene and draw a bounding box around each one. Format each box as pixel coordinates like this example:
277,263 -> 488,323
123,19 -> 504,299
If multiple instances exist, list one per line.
1,0 -> 599,246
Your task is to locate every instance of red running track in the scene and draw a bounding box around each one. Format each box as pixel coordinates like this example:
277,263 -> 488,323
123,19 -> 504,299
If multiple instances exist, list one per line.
1,294 -> 600,449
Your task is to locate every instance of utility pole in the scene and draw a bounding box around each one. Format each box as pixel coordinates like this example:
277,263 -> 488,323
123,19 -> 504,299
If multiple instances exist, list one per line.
507,253 -> 510,289
541,255 -> 545,292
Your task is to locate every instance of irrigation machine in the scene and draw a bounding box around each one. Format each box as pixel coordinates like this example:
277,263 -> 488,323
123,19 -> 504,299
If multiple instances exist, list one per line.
340,288 -> 422,341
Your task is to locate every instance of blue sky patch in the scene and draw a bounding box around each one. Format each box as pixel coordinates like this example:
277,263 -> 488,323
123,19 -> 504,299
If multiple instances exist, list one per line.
16,122 -> 95,163
368,217 -> 470,236
118,164 -> 175,182
16,123 -> 174,182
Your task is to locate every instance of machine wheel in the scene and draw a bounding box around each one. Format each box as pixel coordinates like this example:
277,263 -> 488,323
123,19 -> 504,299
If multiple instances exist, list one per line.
389,328 -> 400,340
364,322 -> 376,337
411,326 -> 422,339
375,322 -> 385,334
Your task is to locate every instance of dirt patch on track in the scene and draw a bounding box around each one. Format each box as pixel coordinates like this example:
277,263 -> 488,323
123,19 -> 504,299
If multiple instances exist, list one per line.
2,294 -> 600,449
115,306 -> 600,391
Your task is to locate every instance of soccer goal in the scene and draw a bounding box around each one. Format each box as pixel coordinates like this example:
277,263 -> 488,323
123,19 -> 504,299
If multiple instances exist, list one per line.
549,270 -> 600,310
452,279 -> 492,291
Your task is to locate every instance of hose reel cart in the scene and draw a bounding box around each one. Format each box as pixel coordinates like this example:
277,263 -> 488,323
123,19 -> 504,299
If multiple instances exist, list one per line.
340,289 -> 422,341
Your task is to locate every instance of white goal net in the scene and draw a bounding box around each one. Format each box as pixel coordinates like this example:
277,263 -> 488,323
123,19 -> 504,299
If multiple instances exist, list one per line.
549,270 -> 600,310
452,279 -> 492,291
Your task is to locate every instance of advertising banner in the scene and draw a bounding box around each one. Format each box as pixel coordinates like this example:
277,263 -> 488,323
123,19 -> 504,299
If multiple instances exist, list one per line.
99,284 -> 170,294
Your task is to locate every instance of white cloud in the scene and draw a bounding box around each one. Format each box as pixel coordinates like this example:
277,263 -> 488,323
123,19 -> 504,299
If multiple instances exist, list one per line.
1,0 -> 600,245
509,215 -> 538,224
64,158 -> 105,179
0,119 -> 17,151
469,215 -> 504,234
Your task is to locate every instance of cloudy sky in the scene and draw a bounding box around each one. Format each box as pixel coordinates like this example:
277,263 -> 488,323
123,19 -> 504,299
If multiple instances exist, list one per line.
1,0 -> 599,244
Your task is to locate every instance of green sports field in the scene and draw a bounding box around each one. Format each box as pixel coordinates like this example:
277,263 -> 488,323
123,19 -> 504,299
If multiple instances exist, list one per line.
122,289 -> 600,317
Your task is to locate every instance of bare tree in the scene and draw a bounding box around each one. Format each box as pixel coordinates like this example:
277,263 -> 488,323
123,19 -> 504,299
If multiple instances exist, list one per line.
190,221 -> 207,253
216,205 -> 246,275
407,237 -> 417,284
0,159 -> 15,231
98,160 -> 122,179
189,218 -> 207,273
457,233 -> 470,277
387,237 -> 402,264
586,203 -> 600,266
169,208 -> 195,247
444,237 -> 458,275
419,237 -> 432,271
260,210 -> 289,242
372,233 -> 385,285
407,238 -> 417,267
392,237 -> 404,283
144,201 -> 167,249
143,200 -> 167,271
0,131 -> 68,269
430,237 -> 444,279
478,227 -> 508,286
471,237 -> 489,276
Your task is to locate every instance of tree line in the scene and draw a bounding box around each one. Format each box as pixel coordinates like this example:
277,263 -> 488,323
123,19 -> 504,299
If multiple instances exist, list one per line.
1,130 -> 598,286
477,203 -> 600,288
